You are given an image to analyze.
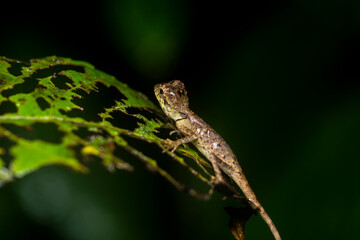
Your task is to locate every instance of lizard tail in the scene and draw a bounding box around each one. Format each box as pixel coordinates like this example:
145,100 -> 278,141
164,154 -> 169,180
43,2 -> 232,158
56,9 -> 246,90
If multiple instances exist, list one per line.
258,205 -> 282,240
231,172 -> 282,240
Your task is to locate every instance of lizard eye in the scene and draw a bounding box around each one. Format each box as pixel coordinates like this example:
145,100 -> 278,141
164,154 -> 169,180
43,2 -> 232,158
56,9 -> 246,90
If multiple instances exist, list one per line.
178,89 -> 184,97
159,89 -> 164,95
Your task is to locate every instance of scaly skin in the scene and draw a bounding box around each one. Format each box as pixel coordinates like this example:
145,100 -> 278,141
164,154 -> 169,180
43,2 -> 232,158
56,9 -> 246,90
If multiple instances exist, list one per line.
154,80 -> 281,240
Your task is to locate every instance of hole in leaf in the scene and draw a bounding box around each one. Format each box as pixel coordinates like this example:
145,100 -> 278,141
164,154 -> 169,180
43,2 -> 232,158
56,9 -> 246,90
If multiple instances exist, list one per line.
125,107 -> 158,121
31,65 -> 85,79
73,126 -> 104,140
1,77 -> 38,97
2,64 -> 85,98
113,135 -> 162,171
153,126 -> 180,141
107,110 -> 145,131
0,137 -> 16,167
122,135 -> 161,158
51,74 -> 73,90
61,83 -> 124,122
72,144 -> 86,163
113,145 -> 138,163
7,61 -> 29,77
2,123 -> 64,143
36,97 -> 51,111
121,135 -> 191,181
0,100 -> 17,114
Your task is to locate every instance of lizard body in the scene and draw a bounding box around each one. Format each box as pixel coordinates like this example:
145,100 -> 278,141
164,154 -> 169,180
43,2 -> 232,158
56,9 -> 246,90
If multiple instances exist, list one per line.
154,80 -> 281,240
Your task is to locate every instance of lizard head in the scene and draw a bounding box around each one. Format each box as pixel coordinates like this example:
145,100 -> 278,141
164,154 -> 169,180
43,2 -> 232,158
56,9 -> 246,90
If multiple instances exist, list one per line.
154,80 -> 189,120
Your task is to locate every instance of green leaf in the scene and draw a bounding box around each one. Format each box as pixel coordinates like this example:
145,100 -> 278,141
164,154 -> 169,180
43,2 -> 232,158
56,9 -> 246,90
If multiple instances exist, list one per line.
11,139 -> 86,177
0,56 -> 212,199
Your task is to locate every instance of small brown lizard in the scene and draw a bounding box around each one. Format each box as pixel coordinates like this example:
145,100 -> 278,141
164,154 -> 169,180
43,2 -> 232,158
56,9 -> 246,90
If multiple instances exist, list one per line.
154,80 -> 281,240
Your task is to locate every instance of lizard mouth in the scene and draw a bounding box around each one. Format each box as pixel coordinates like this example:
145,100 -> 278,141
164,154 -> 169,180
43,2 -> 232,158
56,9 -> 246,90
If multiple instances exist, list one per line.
162,100 -> 171,110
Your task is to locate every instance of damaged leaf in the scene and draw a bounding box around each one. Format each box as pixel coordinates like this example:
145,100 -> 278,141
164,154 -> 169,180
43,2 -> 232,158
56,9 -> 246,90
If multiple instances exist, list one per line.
0,56 -> 213,199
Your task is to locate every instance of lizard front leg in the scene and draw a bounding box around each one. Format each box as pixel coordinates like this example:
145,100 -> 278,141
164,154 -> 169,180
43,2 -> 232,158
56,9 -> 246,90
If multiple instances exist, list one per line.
163,134 -> 198,153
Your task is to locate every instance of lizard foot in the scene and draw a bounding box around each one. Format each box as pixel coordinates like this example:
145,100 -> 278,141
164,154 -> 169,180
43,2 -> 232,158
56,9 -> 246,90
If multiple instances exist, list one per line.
162,139 -> 180,153
209,176 -> 229,190
209,176 -> 239,197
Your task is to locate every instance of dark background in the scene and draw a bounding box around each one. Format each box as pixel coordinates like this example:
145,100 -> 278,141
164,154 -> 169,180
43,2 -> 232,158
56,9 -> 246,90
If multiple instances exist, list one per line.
1,0 -> 359,239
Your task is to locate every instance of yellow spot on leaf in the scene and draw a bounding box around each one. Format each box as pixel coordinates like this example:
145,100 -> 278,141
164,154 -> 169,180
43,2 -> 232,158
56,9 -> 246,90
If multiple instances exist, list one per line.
81,146 -> 100,156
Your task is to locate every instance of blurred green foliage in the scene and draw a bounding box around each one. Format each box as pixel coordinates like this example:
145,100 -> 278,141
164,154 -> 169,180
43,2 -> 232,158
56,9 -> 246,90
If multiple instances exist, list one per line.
105,0 -> 186,77
0,0 -> 359,240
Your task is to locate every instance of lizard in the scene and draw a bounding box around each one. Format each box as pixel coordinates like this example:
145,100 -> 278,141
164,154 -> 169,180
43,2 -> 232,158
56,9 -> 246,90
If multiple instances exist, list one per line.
154,80 -> 281,240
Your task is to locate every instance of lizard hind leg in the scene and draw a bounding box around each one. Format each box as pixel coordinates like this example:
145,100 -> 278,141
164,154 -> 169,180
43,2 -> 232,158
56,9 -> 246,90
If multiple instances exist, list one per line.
208,154 -> 235,190
208,154 -> 240,196
209,154 -> 226,184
